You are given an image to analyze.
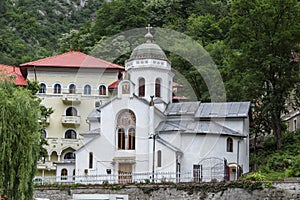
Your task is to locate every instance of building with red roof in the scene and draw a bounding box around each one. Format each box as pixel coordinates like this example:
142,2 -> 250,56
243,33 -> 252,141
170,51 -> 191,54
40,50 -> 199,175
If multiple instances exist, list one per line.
20,50 -> 124,178
0,64 -> 26,86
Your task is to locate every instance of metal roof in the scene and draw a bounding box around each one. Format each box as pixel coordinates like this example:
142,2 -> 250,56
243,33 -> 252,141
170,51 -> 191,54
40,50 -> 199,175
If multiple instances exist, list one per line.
195,102 -> 250,118
165,101 -> 201,116
156,120 -> 242,136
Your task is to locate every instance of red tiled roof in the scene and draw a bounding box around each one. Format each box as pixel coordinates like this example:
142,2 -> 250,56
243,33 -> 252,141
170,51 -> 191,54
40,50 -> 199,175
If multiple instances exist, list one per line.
108,80 -> 120,89
0,64 -> 26,86
20,51 -> 124,70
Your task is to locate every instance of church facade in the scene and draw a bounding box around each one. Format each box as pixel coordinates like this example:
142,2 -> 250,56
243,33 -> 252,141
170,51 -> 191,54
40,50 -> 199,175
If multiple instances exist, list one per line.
74,30 -> 251,183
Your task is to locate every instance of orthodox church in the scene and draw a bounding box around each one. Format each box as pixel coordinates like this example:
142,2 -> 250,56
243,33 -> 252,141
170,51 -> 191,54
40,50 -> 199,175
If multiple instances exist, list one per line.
74,28 -> 251,183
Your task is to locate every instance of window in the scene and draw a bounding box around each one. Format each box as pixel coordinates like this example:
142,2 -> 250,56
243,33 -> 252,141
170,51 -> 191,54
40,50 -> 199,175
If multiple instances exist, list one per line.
227,137 -> 233,152
157,150 -> 162,167
128,128 -> 135,150
84,85 -> 91,95
69,84 -> 76,94
293,119 -> 297,131
118,128 -> 125,150
99,85 -> 106,95
117,110 -> 136,150
155,78 -> 161,97
39,83 -> 46,93
193,164 -> 201,182
65,129 -> 77,139
89,152 -> 93,169
41,130 -> 47,138
61,168 -> 67,180
138,78 -> 145,97
66,107 -> 77,116
53,83 -> 61,94
64,152 -> 75,161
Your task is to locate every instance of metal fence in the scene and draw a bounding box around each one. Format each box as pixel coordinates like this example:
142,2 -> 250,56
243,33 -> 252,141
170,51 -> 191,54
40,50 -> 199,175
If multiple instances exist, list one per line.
34,170 -> 227,185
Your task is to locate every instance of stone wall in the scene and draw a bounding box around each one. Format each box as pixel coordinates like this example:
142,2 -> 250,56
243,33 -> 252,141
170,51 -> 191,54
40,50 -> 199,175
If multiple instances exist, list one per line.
34,181 -> 300,200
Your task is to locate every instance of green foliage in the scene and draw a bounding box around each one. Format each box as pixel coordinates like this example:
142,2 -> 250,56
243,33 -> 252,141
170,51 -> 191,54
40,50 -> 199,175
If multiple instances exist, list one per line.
225,0 -> 300,149
251,130 -> 300,180
92,0 -> 148,40
240,172 -> 266,181
0,78 -> 42,200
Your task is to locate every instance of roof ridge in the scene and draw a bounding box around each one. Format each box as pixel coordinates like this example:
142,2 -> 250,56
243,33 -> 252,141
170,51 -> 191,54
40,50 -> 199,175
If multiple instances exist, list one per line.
20,51 -> 79,66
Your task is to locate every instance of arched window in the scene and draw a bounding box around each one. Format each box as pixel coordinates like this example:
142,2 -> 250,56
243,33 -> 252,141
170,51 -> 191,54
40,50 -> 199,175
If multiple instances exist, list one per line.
155,78 -> 161,97
84,85 -> 91,95
99,85 -> 106,95
53,83 -> 61,94
118,128 -> 125,150
41,130 -> 47,138
227,137 -> 233,152
138,78 -> 145,97
61,168 -> 68,180
128,128 -> 135,150
66,107 -> 77,116
157,150 -> 162,167
64,152 -> 75,161
65,129 -> 77,139
117,110 -> 136,150
39,83 -> 46,93
69,84 -> 76,94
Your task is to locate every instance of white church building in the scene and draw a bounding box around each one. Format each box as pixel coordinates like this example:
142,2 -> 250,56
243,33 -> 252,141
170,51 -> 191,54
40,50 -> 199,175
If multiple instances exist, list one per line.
73,29 -> 251,183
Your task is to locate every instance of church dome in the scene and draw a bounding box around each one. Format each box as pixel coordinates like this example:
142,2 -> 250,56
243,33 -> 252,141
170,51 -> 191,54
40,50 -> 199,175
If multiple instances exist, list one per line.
128,26 -> 168,61
129,43 -> 168,61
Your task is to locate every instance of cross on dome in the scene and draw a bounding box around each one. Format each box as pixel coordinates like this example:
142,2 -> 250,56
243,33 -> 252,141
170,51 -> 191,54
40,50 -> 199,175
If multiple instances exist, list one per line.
145,24 -> 153,43
146,24 -> 153,34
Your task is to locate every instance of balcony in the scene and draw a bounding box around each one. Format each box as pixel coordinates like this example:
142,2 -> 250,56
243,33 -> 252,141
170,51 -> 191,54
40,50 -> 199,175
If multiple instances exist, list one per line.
62,115 -> 81,126
62,93 -> 81,104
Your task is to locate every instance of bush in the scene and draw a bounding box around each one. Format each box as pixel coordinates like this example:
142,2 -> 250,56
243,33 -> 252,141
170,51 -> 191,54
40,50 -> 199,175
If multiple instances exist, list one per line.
242,172 -> 266,181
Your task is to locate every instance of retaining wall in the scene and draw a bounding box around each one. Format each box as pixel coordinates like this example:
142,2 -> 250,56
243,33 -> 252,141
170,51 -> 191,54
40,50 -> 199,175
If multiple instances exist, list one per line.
34,181 -> 300,200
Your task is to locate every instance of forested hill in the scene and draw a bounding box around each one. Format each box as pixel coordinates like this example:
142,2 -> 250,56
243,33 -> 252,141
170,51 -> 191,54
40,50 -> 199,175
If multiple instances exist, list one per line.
0,0 -> 104,65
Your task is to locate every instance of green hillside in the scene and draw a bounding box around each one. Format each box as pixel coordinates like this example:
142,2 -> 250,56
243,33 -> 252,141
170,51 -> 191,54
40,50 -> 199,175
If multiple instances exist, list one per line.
0,0 -> 104,65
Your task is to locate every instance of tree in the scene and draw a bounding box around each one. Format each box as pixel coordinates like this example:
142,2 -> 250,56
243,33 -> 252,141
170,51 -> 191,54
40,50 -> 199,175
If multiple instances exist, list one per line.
0,78 -> 43,200
92,0 -> 149,41
226,0 -> 300,149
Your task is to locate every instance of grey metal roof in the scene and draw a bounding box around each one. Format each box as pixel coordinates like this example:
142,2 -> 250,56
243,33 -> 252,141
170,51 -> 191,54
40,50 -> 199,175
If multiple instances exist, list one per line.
156,120 -> 242,136
195,102 -> 250,118
156,135 -> 183,154
165,101 -> 201,116
129,42 -> 169,61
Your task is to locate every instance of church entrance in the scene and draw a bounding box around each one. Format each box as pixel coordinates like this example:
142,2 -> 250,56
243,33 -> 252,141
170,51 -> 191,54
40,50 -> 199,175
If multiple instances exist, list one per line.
118,163 -> 132,184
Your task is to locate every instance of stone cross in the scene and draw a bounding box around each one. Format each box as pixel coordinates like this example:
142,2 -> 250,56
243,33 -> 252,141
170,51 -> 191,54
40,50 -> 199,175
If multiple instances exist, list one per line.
146,24 -> 153,34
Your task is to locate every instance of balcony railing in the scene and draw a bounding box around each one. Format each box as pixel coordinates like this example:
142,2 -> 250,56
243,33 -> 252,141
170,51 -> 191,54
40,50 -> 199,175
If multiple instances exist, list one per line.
45,138 -> 83,147
62,93 -> 81,104
61,115 -> 81,126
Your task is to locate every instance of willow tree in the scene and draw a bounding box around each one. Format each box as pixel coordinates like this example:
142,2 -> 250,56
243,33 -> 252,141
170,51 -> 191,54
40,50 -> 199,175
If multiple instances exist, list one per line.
0,78 -> 42,200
